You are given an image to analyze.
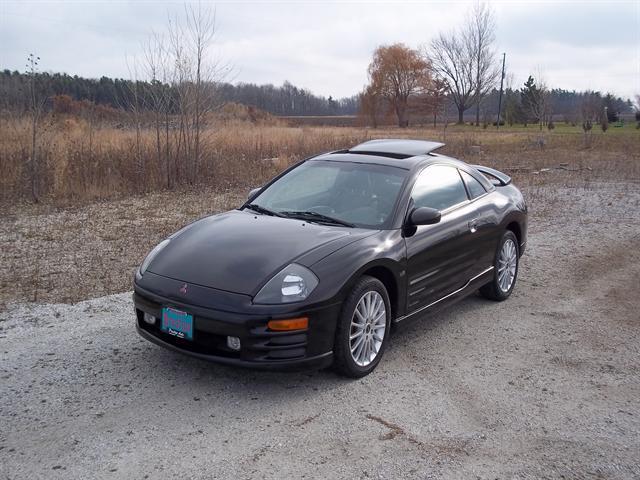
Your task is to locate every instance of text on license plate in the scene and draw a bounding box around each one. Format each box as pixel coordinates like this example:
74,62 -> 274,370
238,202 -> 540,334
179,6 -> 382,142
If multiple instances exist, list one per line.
161,307 -> 194,341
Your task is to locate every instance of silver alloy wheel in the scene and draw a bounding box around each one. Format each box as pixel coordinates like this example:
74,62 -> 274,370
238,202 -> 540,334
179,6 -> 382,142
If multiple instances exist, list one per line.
498,238 -> 518,292
349,290 -> 387,367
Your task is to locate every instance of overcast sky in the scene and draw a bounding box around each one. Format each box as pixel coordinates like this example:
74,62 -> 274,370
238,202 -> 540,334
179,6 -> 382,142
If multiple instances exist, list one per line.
1,0 -> 639,100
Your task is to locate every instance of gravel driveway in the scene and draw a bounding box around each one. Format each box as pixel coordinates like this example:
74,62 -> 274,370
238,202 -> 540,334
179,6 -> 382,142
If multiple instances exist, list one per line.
2,182 -> 639,479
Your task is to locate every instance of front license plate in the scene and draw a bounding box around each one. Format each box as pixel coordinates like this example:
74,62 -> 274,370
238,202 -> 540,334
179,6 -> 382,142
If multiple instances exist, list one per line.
161,307 -> 194,341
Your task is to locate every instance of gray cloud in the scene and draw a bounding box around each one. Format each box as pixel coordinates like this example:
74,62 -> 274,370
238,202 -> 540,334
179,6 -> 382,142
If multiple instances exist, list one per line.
1,0 -> 638,99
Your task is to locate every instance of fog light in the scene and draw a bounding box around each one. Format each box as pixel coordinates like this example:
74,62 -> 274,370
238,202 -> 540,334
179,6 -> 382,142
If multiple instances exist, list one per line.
227,336 -> 241,351
143,312 -> 156,325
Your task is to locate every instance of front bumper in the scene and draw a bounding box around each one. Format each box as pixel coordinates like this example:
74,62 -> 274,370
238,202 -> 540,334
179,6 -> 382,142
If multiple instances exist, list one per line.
133,285 -> 339,371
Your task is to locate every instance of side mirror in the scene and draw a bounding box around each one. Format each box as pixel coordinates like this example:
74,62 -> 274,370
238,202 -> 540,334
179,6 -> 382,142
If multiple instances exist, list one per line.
409,207 -> 441,226
248,187 -> 261,201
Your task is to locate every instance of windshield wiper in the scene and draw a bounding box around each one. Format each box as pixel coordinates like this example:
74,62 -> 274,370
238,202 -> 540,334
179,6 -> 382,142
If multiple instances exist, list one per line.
281,210 -> 354,228
244,203 -> 284,217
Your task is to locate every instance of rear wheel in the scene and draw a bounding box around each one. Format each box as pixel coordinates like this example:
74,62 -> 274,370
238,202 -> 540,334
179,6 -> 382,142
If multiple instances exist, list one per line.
480,230 -> 519,301
333,276 -> 391,378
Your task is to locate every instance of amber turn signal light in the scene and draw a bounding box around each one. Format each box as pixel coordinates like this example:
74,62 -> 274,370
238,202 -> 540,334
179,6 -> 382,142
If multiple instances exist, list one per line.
267,317 -> 309,331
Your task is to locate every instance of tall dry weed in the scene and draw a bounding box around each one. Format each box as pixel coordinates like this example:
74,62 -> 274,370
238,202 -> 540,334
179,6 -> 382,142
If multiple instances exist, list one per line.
1,115 -> 637,206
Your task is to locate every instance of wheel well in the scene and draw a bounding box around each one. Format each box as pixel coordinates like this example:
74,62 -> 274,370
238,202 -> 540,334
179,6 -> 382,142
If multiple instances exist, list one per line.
506,222 -> 521,247
361,266 -> 398,319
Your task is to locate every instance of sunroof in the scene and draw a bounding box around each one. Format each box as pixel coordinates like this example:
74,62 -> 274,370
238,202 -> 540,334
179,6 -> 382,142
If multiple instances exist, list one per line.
349,139 -> 445,158
341,150 -> 412,160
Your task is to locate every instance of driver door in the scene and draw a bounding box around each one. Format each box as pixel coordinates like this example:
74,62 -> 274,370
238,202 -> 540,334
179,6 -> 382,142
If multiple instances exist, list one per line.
404,165 -> 478,313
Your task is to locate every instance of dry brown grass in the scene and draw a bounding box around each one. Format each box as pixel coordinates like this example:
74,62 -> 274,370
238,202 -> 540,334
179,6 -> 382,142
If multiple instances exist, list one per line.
0,115 -> 370,205
2,113 -> 638,207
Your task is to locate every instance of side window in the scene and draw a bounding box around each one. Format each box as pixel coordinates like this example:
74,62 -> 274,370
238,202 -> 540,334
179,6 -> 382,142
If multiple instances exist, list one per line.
411,165 -> 468,211
460,170 -> 487,199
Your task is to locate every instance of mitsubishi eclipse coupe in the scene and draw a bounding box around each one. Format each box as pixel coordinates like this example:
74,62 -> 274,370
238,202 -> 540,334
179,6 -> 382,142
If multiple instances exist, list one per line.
134,139 -> 527,377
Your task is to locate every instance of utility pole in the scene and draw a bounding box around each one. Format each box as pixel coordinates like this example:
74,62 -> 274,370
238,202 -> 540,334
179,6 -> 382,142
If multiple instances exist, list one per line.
496,52 -> 506,130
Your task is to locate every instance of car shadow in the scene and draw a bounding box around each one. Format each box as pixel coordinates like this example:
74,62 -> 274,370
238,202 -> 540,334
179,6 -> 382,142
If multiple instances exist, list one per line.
136,337 -> 350,396
133,292 -> 496,398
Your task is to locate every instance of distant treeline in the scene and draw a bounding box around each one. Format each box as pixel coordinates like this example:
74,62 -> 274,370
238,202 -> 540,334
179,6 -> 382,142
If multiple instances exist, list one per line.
0,70 -> 358,117
217,81 -> 358,116
372,82 -> 635,127
0,69 -> 634,124
475,86 -> 634,125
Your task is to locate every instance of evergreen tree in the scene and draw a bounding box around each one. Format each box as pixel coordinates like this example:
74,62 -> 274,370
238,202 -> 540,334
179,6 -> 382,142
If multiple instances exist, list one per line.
521,76 -> 539,125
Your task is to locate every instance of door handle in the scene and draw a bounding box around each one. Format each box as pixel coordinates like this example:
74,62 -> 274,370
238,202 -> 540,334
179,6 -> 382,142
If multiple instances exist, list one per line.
468,219 -> 478,233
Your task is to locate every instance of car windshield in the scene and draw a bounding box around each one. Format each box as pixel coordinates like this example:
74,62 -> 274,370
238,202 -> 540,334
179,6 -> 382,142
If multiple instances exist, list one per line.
247,160 -> 408,229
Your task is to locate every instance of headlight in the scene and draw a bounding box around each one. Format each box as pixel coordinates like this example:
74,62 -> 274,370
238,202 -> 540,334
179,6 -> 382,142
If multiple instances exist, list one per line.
139,239 -> 170,275
253,263 -> 319,304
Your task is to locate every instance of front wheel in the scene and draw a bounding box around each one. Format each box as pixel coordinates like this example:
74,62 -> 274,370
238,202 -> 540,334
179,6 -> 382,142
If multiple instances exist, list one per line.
333,276 -> 391,378
480,230 -> 519,301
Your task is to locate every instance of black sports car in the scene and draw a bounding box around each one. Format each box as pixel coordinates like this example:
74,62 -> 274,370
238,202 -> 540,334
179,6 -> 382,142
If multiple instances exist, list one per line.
134,139 -> 527,377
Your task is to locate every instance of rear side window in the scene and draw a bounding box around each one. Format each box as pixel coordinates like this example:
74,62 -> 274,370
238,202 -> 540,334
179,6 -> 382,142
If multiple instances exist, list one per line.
411,165 -> 468,211
460,170 -> 487,199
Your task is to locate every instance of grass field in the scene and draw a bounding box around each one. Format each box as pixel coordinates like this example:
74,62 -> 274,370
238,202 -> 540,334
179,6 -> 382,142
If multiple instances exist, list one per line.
1,114 -> 638,206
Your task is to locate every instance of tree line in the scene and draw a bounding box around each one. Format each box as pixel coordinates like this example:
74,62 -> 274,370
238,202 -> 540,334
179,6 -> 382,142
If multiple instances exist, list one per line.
0,69 -> 358,117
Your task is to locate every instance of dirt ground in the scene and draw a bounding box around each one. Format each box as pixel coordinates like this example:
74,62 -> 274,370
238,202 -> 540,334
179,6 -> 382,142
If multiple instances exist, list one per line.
0,188 -> 247,306
1,176 -> 640,478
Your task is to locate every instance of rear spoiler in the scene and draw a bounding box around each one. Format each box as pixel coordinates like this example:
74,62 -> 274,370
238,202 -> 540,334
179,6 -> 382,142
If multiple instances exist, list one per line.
472,165 -> 512,186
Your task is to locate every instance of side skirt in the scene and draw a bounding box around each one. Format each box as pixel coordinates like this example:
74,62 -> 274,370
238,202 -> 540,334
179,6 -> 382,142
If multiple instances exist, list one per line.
394,266 -> 494,323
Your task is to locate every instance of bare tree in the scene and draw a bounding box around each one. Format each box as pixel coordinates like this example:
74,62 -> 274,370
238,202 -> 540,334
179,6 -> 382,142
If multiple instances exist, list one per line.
185,3 -> 216,183
167,13 -> 190,183
165,3 -> 228,184
124,56 -> 145,182
465,2 -> 500,126
424,76 -> 448,127
142,31 -> 173,188
580,91 -> 601,147
367,43 -> 431,127
428,32 -> 475,124
25,53 -> 47,203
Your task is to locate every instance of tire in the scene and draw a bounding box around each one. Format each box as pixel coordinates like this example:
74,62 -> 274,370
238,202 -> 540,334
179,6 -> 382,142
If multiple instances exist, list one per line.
480,230 -> 519,301
333,276 -> 391,378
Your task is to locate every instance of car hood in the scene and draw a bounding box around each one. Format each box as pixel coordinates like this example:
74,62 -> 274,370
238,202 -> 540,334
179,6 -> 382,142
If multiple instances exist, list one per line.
147,210 -> 376,295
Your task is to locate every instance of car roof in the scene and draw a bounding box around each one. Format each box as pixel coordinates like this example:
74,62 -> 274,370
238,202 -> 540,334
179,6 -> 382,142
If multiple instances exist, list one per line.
311,138 -> 449,169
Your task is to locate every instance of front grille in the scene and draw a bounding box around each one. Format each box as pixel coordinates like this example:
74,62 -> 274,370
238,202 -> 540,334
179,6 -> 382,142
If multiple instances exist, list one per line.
135,306 -> 308,362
